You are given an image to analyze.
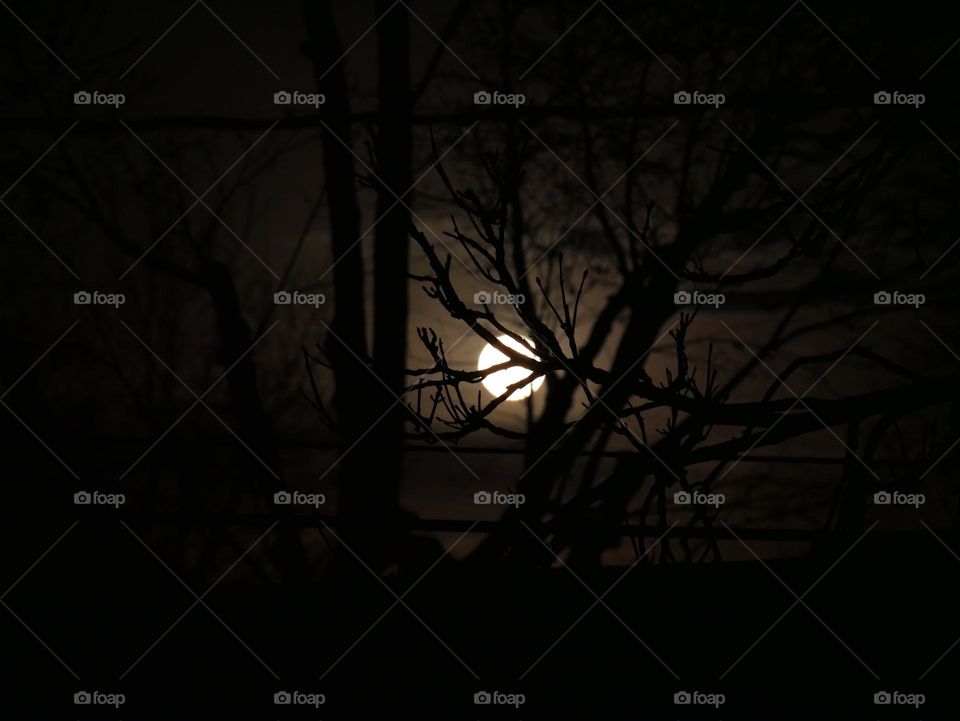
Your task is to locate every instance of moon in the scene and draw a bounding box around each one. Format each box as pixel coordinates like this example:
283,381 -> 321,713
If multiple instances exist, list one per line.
477,334 -> 545,401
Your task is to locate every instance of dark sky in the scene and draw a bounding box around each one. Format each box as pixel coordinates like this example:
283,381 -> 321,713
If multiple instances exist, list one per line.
2,0 -> 959,560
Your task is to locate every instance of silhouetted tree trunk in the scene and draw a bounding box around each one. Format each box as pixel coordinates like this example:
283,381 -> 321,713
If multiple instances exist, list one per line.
369,0 -> 412,520
302,2 -> 369,487
302,0 -> 408,564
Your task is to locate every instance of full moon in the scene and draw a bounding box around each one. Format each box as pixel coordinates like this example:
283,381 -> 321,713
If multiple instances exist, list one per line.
477,334 -> 545,401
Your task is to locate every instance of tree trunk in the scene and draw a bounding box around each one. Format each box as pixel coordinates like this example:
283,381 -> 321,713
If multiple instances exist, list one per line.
369,0 -> 411,521
301,0 -> 407,565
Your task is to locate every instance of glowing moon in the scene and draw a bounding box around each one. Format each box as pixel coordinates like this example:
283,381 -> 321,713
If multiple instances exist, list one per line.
477,334 -> 545,401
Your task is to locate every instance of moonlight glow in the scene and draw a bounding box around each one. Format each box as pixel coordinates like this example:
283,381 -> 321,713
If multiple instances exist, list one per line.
477,335 -> 545,401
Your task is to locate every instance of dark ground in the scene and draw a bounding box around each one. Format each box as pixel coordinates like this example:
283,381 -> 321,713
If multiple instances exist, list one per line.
2,517 -> 957,718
